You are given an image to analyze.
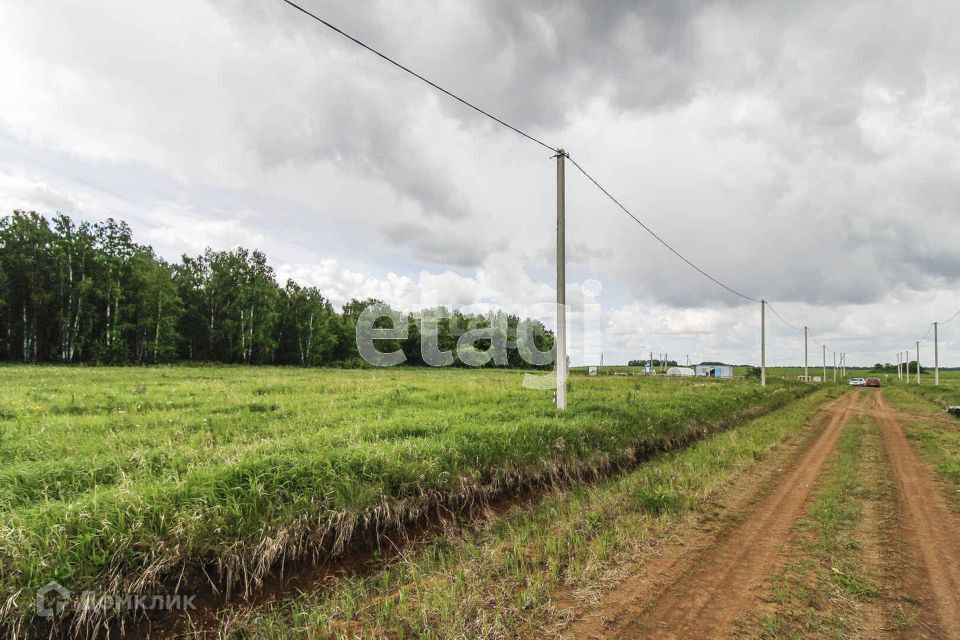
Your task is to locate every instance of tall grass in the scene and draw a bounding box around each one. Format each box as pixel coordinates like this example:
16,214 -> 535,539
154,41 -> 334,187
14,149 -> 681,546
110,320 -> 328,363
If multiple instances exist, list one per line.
0,366 -> 809,635
228,387 -> 840,639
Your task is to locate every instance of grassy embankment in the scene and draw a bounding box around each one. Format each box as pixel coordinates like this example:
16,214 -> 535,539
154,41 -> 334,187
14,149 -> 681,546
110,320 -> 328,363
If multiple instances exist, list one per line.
0,366 -> 810,634
215,386 -> 841,639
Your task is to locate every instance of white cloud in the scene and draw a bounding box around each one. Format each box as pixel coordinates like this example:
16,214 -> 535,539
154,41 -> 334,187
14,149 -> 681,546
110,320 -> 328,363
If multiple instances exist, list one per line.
1,0 -> 959,365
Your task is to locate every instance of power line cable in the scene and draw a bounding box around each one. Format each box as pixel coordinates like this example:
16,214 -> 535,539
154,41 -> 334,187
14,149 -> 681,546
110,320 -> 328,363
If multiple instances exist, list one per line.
565,154 -> 760,304
764,302 -> 803,333
807,328 -> 823,348
942,307 -> 960,326
275,0 -> 843,333
277,0 -> 558,153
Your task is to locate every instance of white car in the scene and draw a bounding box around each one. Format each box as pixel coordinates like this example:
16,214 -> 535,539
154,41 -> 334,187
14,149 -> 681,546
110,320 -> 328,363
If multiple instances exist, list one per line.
848,378 -> 867,387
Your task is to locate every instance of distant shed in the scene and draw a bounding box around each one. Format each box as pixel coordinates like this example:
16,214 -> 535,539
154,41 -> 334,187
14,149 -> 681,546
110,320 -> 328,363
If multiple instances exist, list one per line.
695,364 -> 734,379
666,367 -> 695,377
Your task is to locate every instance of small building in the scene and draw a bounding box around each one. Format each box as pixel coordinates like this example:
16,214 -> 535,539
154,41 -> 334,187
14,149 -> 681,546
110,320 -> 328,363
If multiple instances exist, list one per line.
666,367 -> 695,377
696,364 -> 734,379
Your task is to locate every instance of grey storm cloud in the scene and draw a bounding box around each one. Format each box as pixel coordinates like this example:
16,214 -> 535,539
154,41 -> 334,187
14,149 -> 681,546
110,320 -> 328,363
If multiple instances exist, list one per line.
381,221 -> 491,268
3,0 -> 960,367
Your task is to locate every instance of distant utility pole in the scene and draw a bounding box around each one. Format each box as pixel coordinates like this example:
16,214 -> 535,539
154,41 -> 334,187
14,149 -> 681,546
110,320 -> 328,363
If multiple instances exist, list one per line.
555,150 -> 567,410
822,344 -> 826,382
833,351 -> 837,383
896,353 -> 901,380
916,341 -> 921,384
905,350 -> 910,384
760,300 -> 766,387
804,326 -> 809,380
664,353 -> 669,373
649,351 -> 653,373
935,322 -> 940,386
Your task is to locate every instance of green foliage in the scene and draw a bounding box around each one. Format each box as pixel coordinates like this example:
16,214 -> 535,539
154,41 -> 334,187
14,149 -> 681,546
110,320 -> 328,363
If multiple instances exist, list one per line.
225,385 -> 838,639
0,211 -> 552,367
0,367 -> 810,631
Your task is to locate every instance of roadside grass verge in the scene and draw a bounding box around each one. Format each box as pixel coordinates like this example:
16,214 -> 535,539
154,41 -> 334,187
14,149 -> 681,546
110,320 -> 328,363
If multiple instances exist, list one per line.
882,385 -> 960,505
211,387 -> 841,639
734,416 -> 881,639
0,367 -> 811,636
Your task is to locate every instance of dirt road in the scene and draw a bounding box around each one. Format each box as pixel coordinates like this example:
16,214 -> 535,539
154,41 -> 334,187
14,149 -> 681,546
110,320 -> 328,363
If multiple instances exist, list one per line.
874,391 -> 960,637
567,389 -> 960,639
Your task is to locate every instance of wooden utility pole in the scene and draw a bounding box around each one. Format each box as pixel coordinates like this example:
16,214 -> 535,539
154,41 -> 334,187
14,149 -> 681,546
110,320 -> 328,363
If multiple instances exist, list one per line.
916,341 -> 921,384
760,300 -> 766,387
555,150 -> 567,410
934,322 -> 940,386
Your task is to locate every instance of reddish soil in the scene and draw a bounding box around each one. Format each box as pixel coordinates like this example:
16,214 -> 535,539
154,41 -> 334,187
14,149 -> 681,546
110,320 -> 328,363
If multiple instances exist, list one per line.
567,389 -> 960,640
874,391 -> 960,638
569,391 -> 861,639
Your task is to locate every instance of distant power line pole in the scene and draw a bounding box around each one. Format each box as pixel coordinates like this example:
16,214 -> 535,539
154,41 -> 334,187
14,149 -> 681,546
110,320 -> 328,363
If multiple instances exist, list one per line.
833,351 -> 837,383
905,350 -> 910,384
555,150 -> 567,410
916,341 -> 921,384
804,326 -> 809,380
934,322 -> 940,386
822,344 -> 826,382
760,300 -> 766,387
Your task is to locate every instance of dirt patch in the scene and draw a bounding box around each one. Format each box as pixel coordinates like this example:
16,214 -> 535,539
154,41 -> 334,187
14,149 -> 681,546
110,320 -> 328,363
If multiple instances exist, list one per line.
567,391 -> 860,639
853,418 -> 900,639
874,391 -> 960,638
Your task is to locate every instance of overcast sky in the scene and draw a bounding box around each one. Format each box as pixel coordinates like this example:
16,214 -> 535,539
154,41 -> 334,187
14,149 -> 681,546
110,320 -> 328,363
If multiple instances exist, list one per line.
2,0 -> 959,367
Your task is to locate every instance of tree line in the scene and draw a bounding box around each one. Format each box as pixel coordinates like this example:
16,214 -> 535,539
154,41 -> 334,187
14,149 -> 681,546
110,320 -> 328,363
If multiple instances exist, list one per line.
0,211 -> 554,367
627,359 -> 679,367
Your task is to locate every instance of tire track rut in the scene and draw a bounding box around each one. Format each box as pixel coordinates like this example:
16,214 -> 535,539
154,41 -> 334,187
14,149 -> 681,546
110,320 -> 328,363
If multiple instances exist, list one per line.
570,391 -> 861,639
874,391 -> 960,638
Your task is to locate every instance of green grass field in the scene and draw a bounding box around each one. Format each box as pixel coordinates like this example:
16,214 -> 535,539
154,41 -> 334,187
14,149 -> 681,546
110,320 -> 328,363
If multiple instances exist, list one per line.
577,365 -> 960,386
0,366 -> 811,634
225,386 -> 842,639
